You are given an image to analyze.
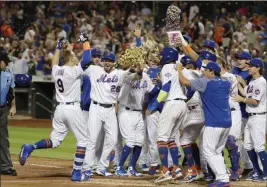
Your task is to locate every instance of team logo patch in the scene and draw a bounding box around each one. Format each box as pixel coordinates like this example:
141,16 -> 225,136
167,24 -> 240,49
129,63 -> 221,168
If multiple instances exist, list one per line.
255,89 -> 260,95
165,73 -> 172,77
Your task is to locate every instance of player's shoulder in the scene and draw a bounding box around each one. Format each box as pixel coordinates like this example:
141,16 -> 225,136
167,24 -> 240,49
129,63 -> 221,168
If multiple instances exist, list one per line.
231,67 -> 240,75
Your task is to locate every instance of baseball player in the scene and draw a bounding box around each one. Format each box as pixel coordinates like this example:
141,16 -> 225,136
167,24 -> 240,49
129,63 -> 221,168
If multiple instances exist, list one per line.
218,56 -> 242,181
178,61 -> 232,187
115,66 -> 156,177
179,55 -> 205,183
144,64 -> 162,175
232,58 -> 267,182
232,51 -> 254,176
146,47 -> 186,183
19,36 -> 90,181
81,46 -> 140,178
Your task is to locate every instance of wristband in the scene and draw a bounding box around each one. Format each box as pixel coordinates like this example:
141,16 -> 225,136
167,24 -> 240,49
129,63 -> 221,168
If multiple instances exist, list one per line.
185,45 -> 192,53
83,42 -> 90,50
243,98 -> 247,103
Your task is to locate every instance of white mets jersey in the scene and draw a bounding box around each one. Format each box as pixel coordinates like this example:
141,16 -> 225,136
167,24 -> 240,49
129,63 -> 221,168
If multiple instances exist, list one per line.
119,72 -> 154,110
245,76 -> 267,113
161,64 -> 187,101
222,72 -> 240,110
52,65 -> 83,103
85,65 -> 127,104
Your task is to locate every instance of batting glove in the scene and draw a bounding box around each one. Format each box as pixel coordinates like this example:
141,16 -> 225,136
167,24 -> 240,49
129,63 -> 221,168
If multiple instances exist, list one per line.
56,37 -> 66,50
77,33 -> 89,43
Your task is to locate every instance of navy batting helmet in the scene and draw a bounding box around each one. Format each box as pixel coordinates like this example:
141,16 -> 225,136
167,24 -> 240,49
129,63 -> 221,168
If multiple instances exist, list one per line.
161,47 -> 179,66
102,51 -> 116,62
91,48 -> 102,57
15,74 -> 32,86
181,55 -> 194,66
199,50 -> 217,62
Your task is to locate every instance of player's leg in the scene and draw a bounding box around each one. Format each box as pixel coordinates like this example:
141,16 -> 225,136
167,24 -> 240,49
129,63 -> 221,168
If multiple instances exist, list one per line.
138,131 -> 149,172
19,106 -> 68,166
93,127 -> 105,173
83,104 -> 104,177
115,108 -> 134,176
203,126 -> 230,186
243,117 -> 263,180
180,123 -> 203,182
154,102 -> 176,183
249,115 -> 267,181
146,111 -> 160,175
169,101 -> 187,180
66,105 -> 88,181
239,117 -> 253,176
128,113 -> 145,177
226,110 -> 242,181
112,130 -> 123,171
97,107 -> 118,176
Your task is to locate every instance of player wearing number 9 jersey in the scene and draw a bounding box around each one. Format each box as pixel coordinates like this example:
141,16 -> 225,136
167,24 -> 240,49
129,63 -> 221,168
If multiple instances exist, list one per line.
19,38 -> 90,182
81,45 -> 139,177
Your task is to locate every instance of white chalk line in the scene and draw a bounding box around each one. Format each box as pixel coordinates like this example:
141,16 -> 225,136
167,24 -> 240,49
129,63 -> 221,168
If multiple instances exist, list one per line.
13,161 -> 64,169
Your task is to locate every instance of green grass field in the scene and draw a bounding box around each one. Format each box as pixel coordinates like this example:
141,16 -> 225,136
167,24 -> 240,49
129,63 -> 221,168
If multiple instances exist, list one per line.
9,126 -> 77,160
9,126 -> 233,167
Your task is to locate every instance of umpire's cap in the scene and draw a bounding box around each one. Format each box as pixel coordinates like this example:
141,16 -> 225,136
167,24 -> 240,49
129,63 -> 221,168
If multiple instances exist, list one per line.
102,51 -> 116,62
91,48 -> 102,57
15,74 -> 32,86
160,47 -> 179,66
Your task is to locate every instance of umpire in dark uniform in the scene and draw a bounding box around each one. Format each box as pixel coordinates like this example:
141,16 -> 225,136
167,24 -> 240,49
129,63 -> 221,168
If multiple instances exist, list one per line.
0,48 -> 17,176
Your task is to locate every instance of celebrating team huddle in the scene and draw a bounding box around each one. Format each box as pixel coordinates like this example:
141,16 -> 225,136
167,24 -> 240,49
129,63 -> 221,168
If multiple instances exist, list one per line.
18,23 -> 267,187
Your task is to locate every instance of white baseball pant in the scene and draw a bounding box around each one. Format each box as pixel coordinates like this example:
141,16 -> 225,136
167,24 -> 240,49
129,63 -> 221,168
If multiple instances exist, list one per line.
203,126 -> 230,182
83,102 -> 118,170
118,106 -> 145,148
50,104 -> 88,148
244,114 -> 267,153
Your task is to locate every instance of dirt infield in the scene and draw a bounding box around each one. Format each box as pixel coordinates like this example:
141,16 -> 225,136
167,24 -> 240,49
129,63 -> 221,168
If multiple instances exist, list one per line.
3,119 -> 267,187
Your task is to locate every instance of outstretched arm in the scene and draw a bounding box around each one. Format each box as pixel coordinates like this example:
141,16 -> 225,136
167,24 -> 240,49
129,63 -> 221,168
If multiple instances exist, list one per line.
146,81 -> 171,114
77,33 -> 92,70
52,38 -> 65,67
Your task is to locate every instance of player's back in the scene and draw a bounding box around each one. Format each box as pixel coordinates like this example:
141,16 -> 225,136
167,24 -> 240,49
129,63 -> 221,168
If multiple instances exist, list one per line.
52,65 -> 83,103
222,72 -> 240,110
161,64 -> 187,101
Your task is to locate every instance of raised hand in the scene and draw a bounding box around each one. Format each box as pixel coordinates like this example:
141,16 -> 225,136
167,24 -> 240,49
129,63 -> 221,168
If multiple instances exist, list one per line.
56,37 -> 66,50
77,33 -> 89,43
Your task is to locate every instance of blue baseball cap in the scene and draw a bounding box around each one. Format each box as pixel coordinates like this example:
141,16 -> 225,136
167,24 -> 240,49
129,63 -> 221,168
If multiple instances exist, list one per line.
181,55 -> 194,66
147,67 -> 161,79
102,51 -> 116,62
203,40 -> 216,51
204,61 -> 221,74
199,50 -> 217,62
247,58 -> 264,68
236,51 -> 251,60
15,74 -> 32,86
91,48 -> 102,57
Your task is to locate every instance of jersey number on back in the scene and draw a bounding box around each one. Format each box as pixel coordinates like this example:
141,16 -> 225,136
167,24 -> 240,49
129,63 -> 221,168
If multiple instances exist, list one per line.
111,85 -> 121,93
57,79 -> 64,93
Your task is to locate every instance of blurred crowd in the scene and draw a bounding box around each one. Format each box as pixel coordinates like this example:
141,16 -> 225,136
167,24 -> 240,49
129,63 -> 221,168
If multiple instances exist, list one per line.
0,1 -> 266,78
